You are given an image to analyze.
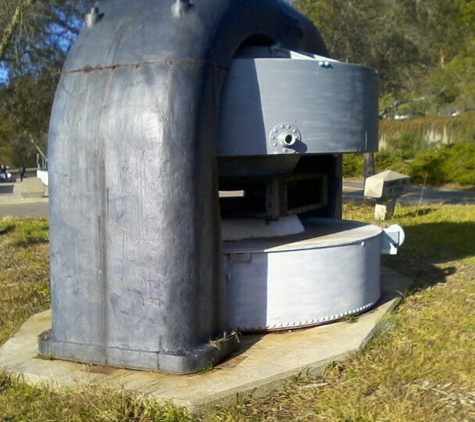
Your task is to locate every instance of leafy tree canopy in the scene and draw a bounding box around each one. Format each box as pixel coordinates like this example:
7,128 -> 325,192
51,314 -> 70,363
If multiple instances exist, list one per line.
0,0 -> 92,166
295,0 -> 475,109
2,0 -> 475,166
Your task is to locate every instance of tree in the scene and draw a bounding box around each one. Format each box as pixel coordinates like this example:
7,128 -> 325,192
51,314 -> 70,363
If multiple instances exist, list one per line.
0,0 -> 92,166
293,0 -> 467,99
0,70 -> 60,165
0,0 -> 91,76
0,0 -> 34,64
294,0 -> 423,96
292,0 -> 475,182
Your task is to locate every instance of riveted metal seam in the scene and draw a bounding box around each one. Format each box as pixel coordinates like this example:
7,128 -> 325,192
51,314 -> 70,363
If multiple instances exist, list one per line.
241,301 -> 378,332
65,59 -> 227,75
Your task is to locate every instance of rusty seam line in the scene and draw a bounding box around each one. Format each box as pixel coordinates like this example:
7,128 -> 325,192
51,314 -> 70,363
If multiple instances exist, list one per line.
66,59 -> 227,74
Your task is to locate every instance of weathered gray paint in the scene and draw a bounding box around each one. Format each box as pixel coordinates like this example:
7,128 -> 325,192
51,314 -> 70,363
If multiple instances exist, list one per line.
40,0 -> 331,373
224,219 -> 382,331
218,50 -> 378,157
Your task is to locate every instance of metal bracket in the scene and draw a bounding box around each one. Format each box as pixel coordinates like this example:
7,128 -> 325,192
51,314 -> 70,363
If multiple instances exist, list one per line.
172,0 -> 193,17
381,224 -> 405,255
269,123 -> 301,154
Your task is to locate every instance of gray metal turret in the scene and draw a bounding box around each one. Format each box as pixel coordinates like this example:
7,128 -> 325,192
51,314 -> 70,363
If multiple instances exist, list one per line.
40,0 -> 334,373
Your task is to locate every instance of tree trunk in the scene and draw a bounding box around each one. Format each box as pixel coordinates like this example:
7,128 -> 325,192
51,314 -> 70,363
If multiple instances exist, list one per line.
0,0 -> 35,62
364,152 -> 375,180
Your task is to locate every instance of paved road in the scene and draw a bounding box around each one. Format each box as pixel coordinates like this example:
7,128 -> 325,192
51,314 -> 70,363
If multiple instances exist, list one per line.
343,180 -> 475,206
0,201 -> 49,219
0,181 -> 49,218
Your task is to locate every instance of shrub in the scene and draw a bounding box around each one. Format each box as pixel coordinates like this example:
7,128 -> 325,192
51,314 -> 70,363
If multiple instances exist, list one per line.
343,153 -> 364,177
343,139 -> 475,186
441,142 -> 475,185
375,150 -> 400,172
383,130 -> 426,160
408,151 -> 447,185
407,142 -> 475,186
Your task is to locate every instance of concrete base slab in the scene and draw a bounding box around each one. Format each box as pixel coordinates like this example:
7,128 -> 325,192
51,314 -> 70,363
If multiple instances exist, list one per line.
0,267 -> 411,410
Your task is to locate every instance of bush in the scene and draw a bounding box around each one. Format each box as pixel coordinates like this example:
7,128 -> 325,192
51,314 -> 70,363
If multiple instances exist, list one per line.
343,154 -> 364,177
441,142 -> 475,185
406,142 -> 475,186
384,131 -> 426,160
375,150 -> 401,172
408,151 -> 447,185
343,140 -> 475,187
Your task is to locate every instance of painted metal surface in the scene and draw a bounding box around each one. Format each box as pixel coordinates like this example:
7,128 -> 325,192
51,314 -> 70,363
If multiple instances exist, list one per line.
41,0 -> 330,373
218,48 -> 379,156
221,215 -> 305,241
381,224 -> 406,255
224,219 -> 382,331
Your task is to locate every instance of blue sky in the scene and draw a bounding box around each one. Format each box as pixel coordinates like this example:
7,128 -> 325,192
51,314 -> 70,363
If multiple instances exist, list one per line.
0,64 -> 8,84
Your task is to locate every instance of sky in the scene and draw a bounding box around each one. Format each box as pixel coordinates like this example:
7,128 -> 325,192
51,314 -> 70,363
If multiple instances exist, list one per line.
0,64 -> 8,85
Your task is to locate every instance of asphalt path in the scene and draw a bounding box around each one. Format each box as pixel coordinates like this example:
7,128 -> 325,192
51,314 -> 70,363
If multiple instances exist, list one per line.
0,181 -> 49,219
0,201 -> 49,219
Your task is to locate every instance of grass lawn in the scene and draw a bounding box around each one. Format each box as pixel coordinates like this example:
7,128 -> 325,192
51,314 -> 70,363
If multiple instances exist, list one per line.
1,203 -> 475,421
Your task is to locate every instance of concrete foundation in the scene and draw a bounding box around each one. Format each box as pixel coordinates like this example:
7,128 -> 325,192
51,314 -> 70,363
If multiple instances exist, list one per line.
0,267 -> 411,410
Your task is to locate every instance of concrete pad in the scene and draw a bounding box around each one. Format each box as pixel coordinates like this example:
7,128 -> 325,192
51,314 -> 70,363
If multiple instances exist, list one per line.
19,178 -> 46,199
0,267 -> 411,410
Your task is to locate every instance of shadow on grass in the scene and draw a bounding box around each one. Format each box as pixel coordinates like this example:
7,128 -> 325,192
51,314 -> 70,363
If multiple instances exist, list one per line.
0,224 -> 15,235
384,221 -> 475,291
395,208 -> 436,218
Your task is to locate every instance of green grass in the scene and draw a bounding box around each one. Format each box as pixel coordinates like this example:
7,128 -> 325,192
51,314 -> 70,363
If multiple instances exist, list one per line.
2,205 -> 475,421
0,218 -> 50,346
0,376 -> 191,421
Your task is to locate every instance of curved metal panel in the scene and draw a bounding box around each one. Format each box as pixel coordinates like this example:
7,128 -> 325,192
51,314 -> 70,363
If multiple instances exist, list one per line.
63,0 -> 329,72
218,55 -> 379,156
224,219 -> 382,331
43,0 -> 329,373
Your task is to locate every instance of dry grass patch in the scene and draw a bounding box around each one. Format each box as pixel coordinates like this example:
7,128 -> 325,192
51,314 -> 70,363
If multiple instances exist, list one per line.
0,374 -> 191,421
0,218 -> 50,346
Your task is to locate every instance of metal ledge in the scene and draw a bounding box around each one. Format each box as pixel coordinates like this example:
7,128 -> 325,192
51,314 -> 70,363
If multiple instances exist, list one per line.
39,331 -> 239,374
